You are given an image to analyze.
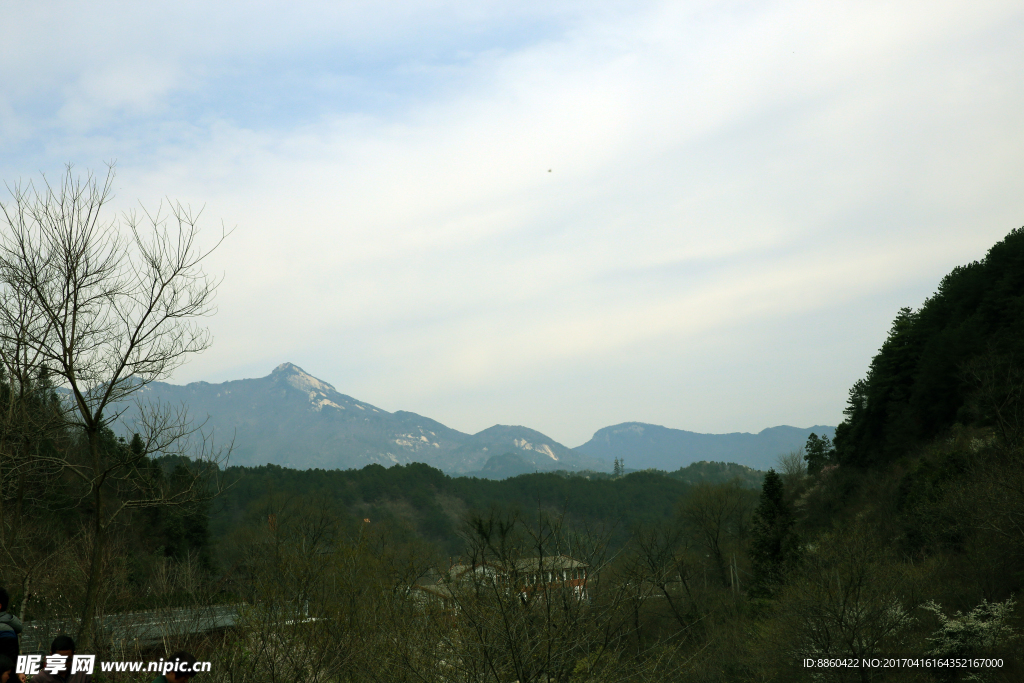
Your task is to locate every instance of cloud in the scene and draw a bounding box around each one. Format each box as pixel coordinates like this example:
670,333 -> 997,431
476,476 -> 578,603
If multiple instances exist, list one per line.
2,0 -> 1023,444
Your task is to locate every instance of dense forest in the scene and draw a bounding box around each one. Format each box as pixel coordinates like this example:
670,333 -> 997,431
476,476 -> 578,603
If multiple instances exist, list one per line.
2,201 -> 1024,680
208,459 -> 765,555
836,227 -> 1024,466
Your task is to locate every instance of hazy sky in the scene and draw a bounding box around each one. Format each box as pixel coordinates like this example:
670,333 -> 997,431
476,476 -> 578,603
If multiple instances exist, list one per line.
2,1 -> 1022,447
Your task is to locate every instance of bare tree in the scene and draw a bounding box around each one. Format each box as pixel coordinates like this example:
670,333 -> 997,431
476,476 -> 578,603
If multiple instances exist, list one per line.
679,482 -> 752,589
776,449 -> 806,490
759,527 -> 918,683
393,510 -> 680,683
0,163 -> 230,647
960,351 -> 1024,450
628,523 -> 701,632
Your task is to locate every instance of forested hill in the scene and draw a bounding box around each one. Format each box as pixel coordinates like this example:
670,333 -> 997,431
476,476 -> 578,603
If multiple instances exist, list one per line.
835,226 -> 1024,466
209,460 -> 765,554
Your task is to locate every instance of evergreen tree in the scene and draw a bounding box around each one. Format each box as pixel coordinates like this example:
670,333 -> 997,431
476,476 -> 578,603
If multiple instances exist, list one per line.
803,433 -> 836,475
748,469 -> 796,598
834,227 -> 1024,467
613,458 -> 621,477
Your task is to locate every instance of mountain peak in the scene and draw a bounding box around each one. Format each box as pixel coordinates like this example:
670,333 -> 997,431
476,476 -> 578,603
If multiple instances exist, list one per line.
271,362 -> 336,395
273,362 -> 304,374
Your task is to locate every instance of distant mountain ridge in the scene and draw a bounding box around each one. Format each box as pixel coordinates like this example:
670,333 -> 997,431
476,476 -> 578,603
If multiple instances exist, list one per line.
119,363 -> 833,476
575,422 -> 836,471
124,363 -> 600,474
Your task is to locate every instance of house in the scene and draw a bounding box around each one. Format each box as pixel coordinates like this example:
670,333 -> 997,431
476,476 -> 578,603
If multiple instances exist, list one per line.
509,556 -> 588,601
411,555 -> 589,610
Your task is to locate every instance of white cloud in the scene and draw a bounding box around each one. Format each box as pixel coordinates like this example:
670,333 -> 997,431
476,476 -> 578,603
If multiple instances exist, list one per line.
2,0 -> 1023,444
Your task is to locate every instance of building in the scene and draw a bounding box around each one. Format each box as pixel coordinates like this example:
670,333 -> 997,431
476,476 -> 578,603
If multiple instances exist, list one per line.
412,555 -> 589,610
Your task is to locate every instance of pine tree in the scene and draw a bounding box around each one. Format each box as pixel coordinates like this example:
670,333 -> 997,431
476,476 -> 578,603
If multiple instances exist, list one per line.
613,458 -> 621,477
804,433 -> 835,475
749,469 -> 796,598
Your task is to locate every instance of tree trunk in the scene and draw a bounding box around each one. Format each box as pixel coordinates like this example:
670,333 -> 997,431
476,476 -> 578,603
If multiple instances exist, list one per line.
0,454 -> 5,548
78,431 -> 106,649
19,573 -> 30,622
713,547 -> 729,588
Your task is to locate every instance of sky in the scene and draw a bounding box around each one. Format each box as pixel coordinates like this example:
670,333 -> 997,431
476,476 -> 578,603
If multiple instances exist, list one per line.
2,0 -> 1023,447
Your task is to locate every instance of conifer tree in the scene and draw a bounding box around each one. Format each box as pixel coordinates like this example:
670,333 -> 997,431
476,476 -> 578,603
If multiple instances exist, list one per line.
803,433 -> 835,475
749,469 -> 796,598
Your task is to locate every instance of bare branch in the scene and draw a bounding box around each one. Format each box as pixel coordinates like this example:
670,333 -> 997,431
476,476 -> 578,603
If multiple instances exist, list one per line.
0,163 -> 230,648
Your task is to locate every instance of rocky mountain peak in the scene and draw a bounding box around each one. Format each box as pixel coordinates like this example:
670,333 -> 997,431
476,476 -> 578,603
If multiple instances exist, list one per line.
272,362 -> 337,396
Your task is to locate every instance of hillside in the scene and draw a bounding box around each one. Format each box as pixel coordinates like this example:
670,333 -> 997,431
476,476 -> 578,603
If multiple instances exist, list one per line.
836,226 -> 1024,466
209,460 -> 766,556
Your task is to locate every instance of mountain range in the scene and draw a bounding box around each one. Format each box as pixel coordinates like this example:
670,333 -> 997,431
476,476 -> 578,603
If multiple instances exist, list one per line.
575,422 -> 835,472
120,363 -> 833,476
